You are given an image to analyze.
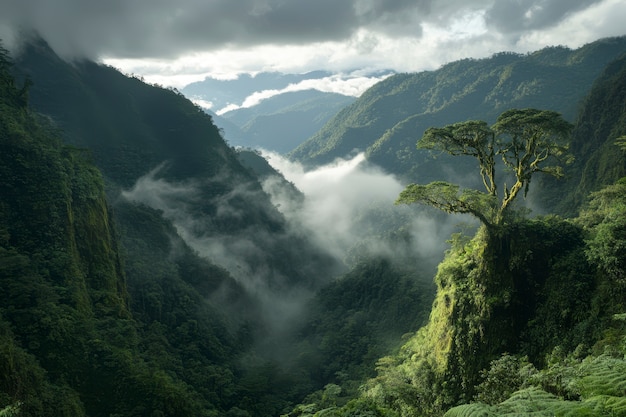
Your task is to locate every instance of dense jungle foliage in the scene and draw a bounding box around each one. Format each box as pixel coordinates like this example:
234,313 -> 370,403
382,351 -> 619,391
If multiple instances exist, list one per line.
0,42 -> 257,417
281,47 -> 626,417
2,34 -> 626,417
1,39 -> 433,416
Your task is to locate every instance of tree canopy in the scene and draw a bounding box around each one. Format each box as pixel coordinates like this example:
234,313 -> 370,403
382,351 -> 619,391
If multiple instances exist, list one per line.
397,108 -> 573,229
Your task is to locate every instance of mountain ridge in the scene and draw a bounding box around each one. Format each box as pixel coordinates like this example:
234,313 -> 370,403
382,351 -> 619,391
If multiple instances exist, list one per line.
290,36 -> 626,189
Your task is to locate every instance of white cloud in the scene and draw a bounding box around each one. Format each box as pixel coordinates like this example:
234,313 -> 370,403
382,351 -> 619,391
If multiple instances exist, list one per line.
261,152 -> 398,256
102,1 -> 624,90
214,72 -> 390,114
260,151 -> 468,264
189,97 -> 214,109
516,0 -> 626,51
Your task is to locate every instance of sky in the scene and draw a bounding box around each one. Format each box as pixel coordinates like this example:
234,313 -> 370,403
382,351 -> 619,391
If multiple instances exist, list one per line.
1,0 -> 625,89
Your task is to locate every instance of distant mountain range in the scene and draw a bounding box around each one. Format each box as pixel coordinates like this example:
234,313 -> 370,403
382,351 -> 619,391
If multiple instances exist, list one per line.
181,70 -> 391,153
216,90 -> 354,153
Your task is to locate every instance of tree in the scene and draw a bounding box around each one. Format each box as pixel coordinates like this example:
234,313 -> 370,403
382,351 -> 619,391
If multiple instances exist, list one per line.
493,108 -> 573,221
397,109 -> 573,229
419,120 -> 497,196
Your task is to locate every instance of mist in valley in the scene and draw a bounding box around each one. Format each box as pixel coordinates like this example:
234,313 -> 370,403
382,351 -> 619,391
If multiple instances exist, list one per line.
261,151 -> 475,270
118,148 -> 477,378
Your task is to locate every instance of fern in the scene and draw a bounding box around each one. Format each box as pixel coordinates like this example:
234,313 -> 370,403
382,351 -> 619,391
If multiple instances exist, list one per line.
445,353 -> 626,417
445,387 -> 597,416
444,402 -> 495,416
577,354 -> 626,398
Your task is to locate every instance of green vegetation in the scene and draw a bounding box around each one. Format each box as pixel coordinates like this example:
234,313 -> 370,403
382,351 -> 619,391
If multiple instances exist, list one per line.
3,34 -> 626,417
549,53 -> 626,215
295,258 -> 433,388
290,36 -> 626,183
285,40 -> 626,417
299,175 -> 625,416
397,109 -> 573,229
1,41 -> 329,417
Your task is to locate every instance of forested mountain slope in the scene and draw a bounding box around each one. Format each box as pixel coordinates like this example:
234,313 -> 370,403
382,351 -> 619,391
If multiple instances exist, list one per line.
13,38 -> 341,291
3,38 -> 344,416
290,36 -> 626,184
1,43 -> 244,416
556,53 -> 626,214
282,36 -> 626,417
220,89 -> 354,153
4,32 -> 626,417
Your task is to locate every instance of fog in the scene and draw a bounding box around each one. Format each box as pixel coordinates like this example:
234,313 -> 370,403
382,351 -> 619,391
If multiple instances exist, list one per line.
120,163 -> 340,342
119,151 -> 476,365
121,153 -> 477,305
261,152 -> 474,270
120,152 -> 475,289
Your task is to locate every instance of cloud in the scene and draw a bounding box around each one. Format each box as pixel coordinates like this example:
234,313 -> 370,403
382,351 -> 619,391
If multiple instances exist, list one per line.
121,155 -> 464,289
0,0 -> 617,67
485,0 -> 603,35
120,162 -> 346,337
516,0 -> 626,49
119,152 -> 474,360
0,0 -> 597,88
189,97 -> 214,110
214,72 -> 390,114
261,152 -> 472,267
0,0 -> 429,59
267,153 -> 402,255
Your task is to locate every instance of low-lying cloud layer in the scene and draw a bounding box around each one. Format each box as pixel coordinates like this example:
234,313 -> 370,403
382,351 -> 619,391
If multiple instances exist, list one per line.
121,153 -> 470,295
119,152 -> 474,353
262,152 -> 472,268
120,163 -> 332,335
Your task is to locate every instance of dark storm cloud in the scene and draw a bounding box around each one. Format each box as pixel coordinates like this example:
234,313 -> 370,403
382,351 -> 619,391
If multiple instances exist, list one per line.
0,0 -> 426,59
485,0 -> 603,34
0,0 -> 608,59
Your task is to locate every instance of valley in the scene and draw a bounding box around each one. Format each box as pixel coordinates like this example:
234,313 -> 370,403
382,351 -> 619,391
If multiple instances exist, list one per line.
1,34 -> 626,417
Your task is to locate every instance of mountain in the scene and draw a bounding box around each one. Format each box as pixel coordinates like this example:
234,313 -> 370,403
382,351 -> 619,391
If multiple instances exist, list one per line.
1,43 -> 243,416
181,70 -> 389,154
283,40 -> 626,417
290,37 -> 626,185
220,89 -> 354,153
6,38 -> 345,416
559,53 -> 626,213
280,39 -> 626,417
13,38 -> 340,288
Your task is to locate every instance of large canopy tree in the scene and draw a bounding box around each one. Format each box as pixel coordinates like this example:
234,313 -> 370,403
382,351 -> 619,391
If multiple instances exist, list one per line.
397,108 -> 573,230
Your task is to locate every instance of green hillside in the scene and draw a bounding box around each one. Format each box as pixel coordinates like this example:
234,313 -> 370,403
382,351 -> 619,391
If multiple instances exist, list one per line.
557,53 -> 626,214
1,43 -> 240,416
14,38 -> 342,289
221,90 -> 354,153
290,37 -> 626,185
281,38 -> 626,417
3,39 -> 345,416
